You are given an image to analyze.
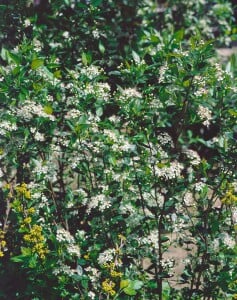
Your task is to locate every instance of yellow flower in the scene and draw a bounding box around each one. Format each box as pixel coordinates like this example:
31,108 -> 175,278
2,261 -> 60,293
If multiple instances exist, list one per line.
27,207 -> 35,214
110,270 -> 122,278
23,217 -> 32,224
23,225 -> 48,260
0,240 -> 6,248
102,279 -> 116,295
221,187 -> 237,205
15,183 -> 31,199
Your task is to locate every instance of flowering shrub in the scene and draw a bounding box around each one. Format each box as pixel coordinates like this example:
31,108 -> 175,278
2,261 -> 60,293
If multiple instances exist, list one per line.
0,32 -> 236,299
140,0 -> 235,46
0,1 -> 237,300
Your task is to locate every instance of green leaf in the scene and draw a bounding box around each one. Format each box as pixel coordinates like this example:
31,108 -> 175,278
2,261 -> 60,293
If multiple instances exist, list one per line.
174,28 -> 184,42
31,59 -> 44,70
161,236 -> 169,243
132,50 -> 140,64
1,48 -> 8,61
183,79 -> 190,87
81,278 -> 89,289
123,287 -> 137,296
96,106 -> 103,117
108,155 -> 117,166
91,0 -> 103,6
54,70 -> 62,79
99,41 -> 105,54
29,256 -> 37,268
228,109 -> 237,117
82,52 -> 88,66
43,106 -> 53,115
21,247 -> 32,256
11,255 -> 25,263
8,52 -> 21,65
120,279 -> 130,289
12,66 -> 20,76
131,280 -> 143,290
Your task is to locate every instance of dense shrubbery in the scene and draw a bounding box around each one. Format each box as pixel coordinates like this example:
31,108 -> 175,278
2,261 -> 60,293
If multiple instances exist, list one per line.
0,1 -> 237,299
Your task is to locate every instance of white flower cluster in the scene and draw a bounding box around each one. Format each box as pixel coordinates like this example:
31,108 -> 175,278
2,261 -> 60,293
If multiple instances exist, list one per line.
194,181 -> 206,192
119,203 -> 136,215
183,149 -> 201,165
33,39 -> 42,52
143,191 -> 164,208
92,29 -> 100,39
56,228 -> 75,243
158,63 -> 168,83
197,105 -> 212,127
30,127 -> 45,142
193,75 -> 208,97
232,208 -> 237,224
56,228 -> 80,257
85,266 -> 101,283
0,121 -> 17,135
183,191 -> 194,206
65,108 -> 81,120
104,129 -> 118,142
81,82 -> 111,101
222,233 -> 236,249
103,129 -> 136,153
15,100 -> 55,121
140,230 -> 159,249
86,194 -> 111,214
161,258 -> 175,276
32,159 -> 57,182
214,63 -> 227,81
194,88 -> 208,97
155,161 -> 184,180
98,248 -> 116,265
67,244 -> 81,257
53,261 -> 77,277
118,88 -> 142,102
158,132 -> 174,148
80,65 -> 102,79
108,115 -> 121,124
171,215 -> 187,233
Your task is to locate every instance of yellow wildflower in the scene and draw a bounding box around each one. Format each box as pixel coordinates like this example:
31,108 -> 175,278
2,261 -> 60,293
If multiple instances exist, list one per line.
27,207 -> 35,215
23,217 -> 32,224
110,270 -> 122,278
23,225 -> 48,260
221,189 -> 237,205
15,183 -> 31,199
102,279 -> 116,296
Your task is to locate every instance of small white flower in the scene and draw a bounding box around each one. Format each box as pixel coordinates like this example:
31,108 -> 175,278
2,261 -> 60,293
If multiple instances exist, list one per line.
88,291 -> 96,299
222,233 -> 235,249
98,248 -> 116,265
197,105 -> 212,127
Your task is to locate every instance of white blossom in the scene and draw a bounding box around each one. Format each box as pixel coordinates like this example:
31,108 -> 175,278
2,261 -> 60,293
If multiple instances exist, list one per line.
154,161 -> 184,179
98,248 -> 116,265
222,233 -> 235,249
56,228 -> 75,243
158,62 -> 168,83
0,121 -> 17,135
183,149 -> 201,165
197,105 -> 212,127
